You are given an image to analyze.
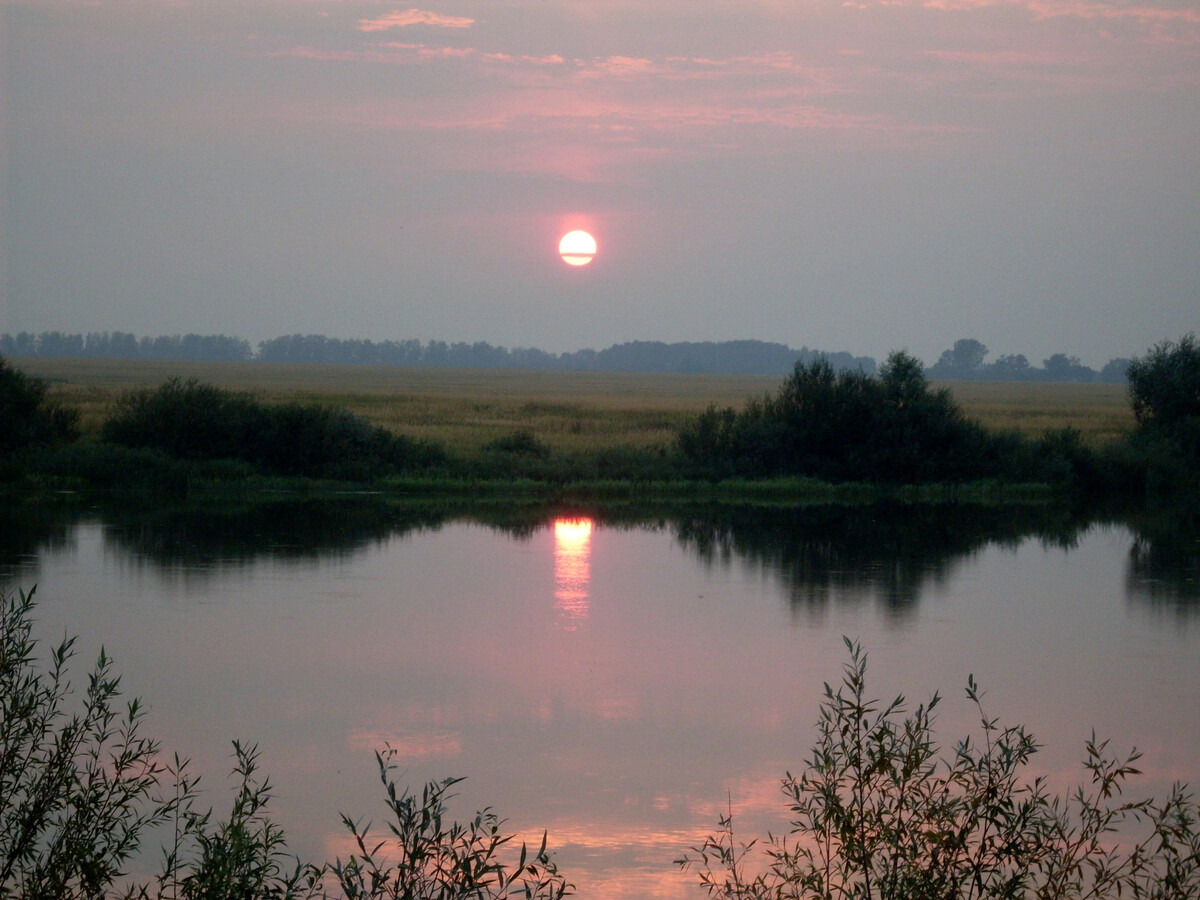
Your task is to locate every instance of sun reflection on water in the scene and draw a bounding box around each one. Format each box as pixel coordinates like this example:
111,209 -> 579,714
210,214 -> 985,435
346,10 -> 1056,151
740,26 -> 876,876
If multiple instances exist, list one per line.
554,518 -> 593,629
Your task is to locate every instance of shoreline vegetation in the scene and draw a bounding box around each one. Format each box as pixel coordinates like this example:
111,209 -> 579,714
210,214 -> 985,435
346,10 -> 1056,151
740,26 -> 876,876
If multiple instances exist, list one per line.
1,335 -> 1196,507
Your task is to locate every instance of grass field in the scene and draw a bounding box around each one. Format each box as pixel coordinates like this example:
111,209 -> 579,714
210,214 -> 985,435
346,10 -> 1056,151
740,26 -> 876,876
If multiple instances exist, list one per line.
14,357 -> 1135,455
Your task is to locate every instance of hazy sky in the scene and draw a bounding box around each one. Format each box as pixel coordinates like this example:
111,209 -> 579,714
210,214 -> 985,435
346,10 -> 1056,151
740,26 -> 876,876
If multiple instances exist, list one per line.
2,0 -> 1196,366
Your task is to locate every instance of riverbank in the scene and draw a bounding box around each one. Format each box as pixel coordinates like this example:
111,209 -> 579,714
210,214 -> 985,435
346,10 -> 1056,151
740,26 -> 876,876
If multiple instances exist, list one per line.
5,352 -> 1190,505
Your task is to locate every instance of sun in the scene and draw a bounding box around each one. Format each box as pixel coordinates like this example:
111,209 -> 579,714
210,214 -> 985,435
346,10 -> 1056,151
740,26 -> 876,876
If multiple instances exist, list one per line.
558,230 -> 597,266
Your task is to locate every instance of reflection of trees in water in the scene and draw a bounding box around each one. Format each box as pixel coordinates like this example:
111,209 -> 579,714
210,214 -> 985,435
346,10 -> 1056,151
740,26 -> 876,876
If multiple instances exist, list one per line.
0,504 -> 73,582
1126,506 -> 1200,612
9,497 -> 1198,614
97,498 -> 453,570
44,498 -> 572,572
671,504 -> 1095,618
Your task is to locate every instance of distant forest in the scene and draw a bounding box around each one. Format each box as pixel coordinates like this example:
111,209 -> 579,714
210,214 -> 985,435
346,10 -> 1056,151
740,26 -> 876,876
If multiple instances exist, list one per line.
0,331 -> 1130,382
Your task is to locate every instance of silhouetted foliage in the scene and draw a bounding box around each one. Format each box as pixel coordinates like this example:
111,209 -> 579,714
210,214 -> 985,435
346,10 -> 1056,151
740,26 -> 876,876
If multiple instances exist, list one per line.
332,756 -> 570,900
1,586 -> 570,900
101,378 -> 445,479
680,639 -> 1200,900
0,586 -> 173,897
1128,334 -> 1200,434
677,352 -> 1016,483
924,338 -> 1122,382
1123,334 -> 1200,495
3,331 -> 873,376
0,354 -> 80,456
1042,351 -> 1097,383
991,353 -> 1032,380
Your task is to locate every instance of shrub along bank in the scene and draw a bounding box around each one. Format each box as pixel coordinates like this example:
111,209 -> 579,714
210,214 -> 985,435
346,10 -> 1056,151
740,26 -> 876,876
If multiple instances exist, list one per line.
2,334 -> 1197,500
675,351 -> 1113,492
100,378 -> 446,480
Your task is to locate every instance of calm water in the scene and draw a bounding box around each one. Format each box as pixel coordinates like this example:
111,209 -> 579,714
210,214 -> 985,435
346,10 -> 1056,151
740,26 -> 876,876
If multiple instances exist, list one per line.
2,499 -> 1198,899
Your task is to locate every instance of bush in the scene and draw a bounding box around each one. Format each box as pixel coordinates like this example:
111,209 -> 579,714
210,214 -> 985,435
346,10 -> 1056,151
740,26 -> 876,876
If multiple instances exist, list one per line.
0,585 -> 170,897
0,354 -> 79,456
149,743 -> 323,900
0,585 -> 569,900
483,429 -> 553,460
1118,335 -> 1200,497
1128,334 -> 1200,435
677,353 -> 1014,483
332,754 -> 571,900
679,638 -> 1200,900
102,378 -> 445,480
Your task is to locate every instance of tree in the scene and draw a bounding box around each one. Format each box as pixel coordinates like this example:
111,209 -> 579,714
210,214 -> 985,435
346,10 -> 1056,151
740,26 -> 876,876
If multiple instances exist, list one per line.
332,755 -> 570,900
1,586 -> 570,900
0,354 -> 80,456
1098,357 -> 1131,384
1042,353 -> 1095,383
1127,334 -> 1200,430
677,352 -> 1002,483
929,339 -> 988,378
990,353 -> 1031,380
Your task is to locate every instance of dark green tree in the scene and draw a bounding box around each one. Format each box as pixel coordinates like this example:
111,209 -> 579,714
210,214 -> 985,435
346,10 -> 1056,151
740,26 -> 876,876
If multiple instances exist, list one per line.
0,354 -> 80,456
1125,335 -> 1200,493
1128,334 -> 1200,432
102,378 -> 444,479
677,352 -> 1006,483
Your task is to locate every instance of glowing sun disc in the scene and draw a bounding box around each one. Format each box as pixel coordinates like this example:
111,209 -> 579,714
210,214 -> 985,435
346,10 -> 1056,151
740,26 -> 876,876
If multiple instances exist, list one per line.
559,230 -> 597,266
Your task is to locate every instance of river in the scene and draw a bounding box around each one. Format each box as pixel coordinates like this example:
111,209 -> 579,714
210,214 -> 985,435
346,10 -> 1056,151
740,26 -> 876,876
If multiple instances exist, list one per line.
2,498 -> 1197,898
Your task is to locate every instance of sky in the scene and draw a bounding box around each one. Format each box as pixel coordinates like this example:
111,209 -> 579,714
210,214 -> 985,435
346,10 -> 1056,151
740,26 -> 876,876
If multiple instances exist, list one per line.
2,0 -> 1197,367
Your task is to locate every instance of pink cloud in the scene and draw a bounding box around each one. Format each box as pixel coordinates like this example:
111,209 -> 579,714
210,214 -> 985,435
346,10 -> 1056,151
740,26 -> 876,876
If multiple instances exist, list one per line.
480,52 -> 567,66
583,56 -> 660,78
358,9 -> 475,32
918,0 -> 1200,22
1026,0 -> 1200,23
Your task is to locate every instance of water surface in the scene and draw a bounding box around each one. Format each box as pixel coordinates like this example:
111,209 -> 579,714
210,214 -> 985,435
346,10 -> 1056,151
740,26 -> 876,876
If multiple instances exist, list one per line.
2,499 -> 1197,899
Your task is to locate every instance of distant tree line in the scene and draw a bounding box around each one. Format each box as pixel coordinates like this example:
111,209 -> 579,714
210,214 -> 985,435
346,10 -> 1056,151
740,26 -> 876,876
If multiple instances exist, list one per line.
0,331 -> 252,362
1,330 -> 1133,382
0,331 -> 872,376
927,337 -> 1130,383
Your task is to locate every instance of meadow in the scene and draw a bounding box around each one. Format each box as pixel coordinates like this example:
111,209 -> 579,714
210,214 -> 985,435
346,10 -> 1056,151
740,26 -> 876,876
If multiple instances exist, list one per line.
16,356 -> 1134,456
